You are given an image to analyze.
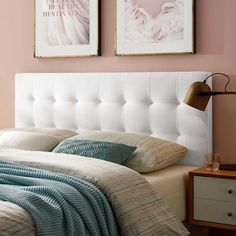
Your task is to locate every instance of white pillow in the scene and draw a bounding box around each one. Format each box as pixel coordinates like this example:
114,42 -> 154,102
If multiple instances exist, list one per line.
0,131 -> 61,151
0,128 -> 77,140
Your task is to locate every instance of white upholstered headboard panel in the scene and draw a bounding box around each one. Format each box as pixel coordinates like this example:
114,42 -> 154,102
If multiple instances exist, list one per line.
15,72 -> 212,166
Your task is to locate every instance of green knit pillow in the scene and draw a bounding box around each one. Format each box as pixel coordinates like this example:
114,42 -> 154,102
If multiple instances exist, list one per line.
53,140 -> 136,165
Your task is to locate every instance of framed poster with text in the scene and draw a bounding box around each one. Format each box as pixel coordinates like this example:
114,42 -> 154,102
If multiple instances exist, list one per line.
115,0 -> 195,55
35,0 -> 100,58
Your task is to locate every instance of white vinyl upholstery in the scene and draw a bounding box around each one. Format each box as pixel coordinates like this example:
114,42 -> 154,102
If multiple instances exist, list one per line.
15,72 -> 212,166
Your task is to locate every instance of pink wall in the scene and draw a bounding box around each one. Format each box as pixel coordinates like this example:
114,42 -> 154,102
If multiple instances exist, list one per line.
0,0 -> 236,164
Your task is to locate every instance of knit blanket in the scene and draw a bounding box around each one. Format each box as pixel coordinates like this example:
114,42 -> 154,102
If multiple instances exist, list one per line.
0,160 -> 118,236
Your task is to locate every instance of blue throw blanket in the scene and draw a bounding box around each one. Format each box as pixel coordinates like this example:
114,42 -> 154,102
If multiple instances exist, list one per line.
0,160 -> 119,236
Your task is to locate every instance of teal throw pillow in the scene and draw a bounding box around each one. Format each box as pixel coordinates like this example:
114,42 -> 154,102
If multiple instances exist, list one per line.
53,140 -> 136,165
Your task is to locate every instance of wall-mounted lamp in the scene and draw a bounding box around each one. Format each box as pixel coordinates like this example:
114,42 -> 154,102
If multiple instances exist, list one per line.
184,73 -> 236,111
184,73 -> 236,170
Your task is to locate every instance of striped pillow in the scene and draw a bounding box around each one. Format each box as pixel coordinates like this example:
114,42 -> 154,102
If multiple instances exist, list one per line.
67,132 -> 188,173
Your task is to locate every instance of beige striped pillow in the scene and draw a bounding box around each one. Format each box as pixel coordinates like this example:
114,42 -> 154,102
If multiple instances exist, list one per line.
68,131 -> 188,173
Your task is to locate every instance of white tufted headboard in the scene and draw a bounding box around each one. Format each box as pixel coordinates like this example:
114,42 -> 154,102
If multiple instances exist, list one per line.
15,72 -> 212,166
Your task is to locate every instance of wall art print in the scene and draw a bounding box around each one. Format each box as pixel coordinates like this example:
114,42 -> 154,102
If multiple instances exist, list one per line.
35,0 -> 100,58
115,0 -> 194,55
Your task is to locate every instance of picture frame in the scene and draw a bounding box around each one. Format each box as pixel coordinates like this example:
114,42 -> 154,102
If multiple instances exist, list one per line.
115,0 -> 195,56
34,0 -> 100,58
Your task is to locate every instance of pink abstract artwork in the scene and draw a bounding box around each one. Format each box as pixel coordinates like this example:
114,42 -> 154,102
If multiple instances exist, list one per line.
42,0 -> 90,46
35,0 -> 99,57
116,0 -> 194,55
125,0 -> 184,44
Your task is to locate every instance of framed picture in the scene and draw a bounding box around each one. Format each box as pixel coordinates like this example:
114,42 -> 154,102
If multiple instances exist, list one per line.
35,0 -> 100,58
115,0 -> 195,55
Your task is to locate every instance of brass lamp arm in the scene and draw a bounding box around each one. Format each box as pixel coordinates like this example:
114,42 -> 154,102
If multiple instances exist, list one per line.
200,91 -> 236,96
203,72 -> 230,93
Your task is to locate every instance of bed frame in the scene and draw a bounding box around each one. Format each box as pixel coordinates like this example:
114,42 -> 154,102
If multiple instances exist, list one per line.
15,72 -> 212,166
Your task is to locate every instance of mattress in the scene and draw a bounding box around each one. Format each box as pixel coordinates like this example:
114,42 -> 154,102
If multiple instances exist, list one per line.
142,165 -> 197,221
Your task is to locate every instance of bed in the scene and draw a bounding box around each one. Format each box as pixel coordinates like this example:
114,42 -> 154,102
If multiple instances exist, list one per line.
0,72 -> 212,235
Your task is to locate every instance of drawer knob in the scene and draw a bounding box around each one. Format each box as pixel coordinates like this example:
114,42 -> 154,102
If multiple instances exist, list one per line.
227,212 -> 233,217
227,189 -> 233,194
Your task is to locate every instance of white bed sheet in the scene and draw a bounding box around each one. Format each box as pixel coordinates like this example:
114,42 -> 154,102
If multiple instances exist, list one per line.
142,165 -> 197,221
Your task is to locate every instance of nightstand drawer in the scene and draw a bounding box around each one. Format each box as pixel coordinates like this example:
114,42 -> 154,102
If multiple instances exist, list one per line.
194,198 -> 236,225
194,176 -> 236,202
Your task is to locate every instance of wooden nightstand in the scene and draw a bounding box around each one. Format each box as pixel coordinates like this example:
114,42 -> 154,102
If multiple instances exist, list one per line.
189,167 -> 236,235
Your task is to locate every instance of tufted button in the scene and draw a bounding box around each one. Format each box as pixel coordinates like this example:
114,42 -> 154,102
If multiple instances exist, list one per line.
227,189 -> 233,194
72,97 -> 79,103
29,95 -> 35,102
227,212 -> 233,217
